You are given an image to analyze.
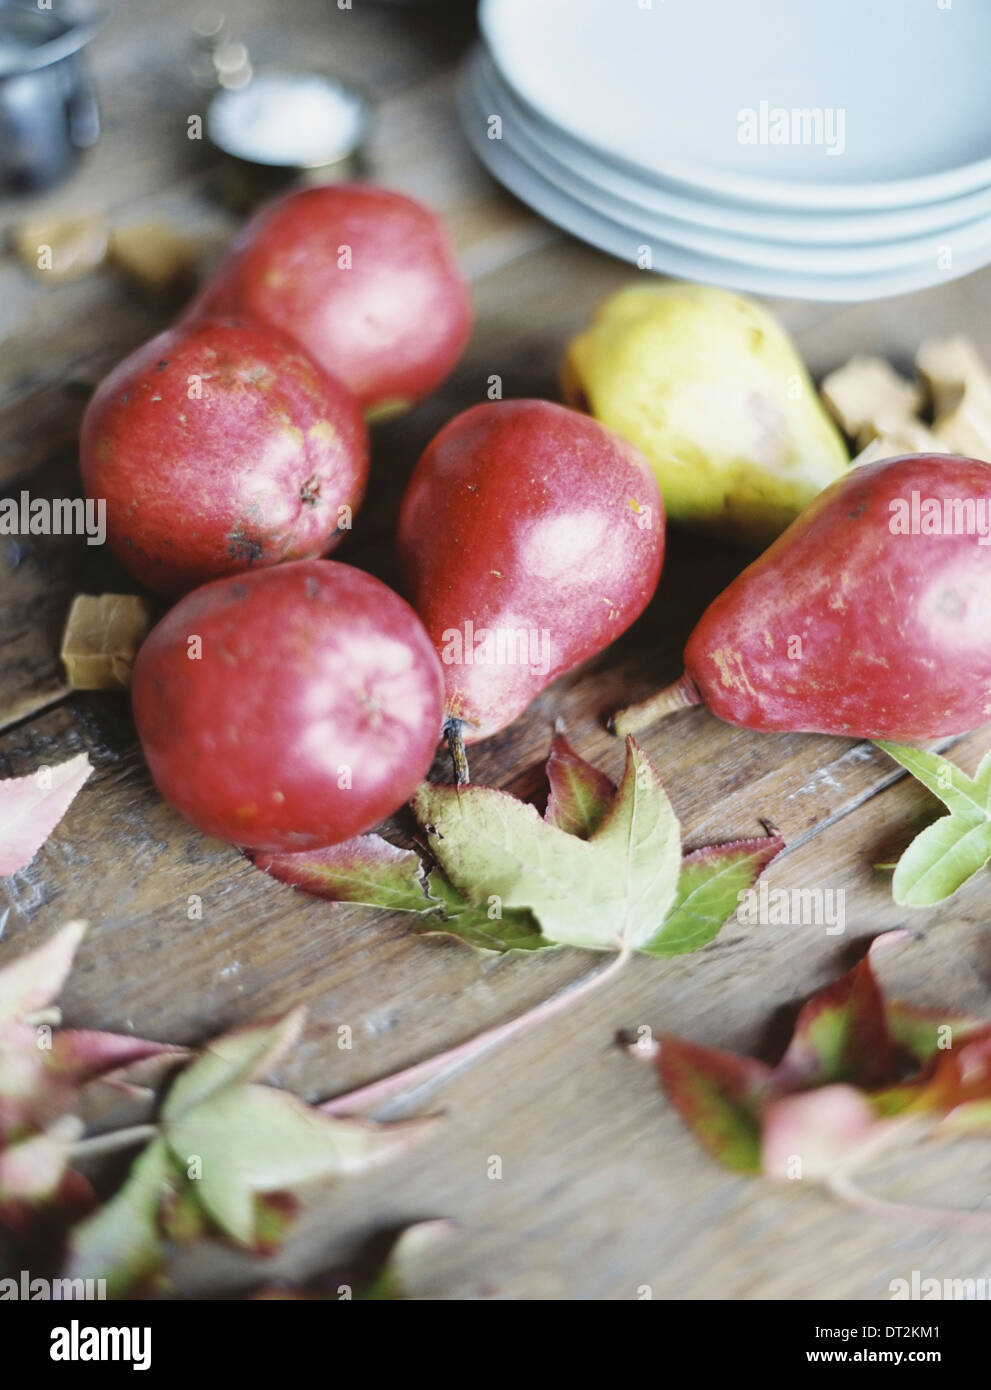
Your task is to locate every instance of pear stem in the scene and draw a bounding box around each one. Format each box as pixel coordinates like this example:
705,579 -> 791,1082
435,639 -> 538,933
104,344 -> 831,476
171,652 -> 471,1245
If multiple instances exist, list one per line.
443,716 -> 470,785
322,946 -> 631,1118
610,673 -> 703,736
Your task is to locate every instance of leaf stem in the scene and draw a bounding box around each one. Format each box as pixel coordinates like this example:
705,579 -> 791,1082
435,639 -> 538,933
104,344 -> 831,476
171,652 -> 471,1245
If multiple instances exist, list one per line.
69,1123 -> 159,1160
443,716 -> 470,786
323,946 -> 632,1117
823,1114 -> 991,1231
610,674 -> 702,737
828,1169 -> 991,1232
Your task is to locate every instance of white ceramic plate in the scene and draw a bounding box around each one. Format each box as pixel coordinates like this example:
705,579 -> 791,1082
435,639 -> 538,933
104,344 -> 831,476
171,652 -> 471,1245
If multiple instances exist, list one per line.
481,0 -> 991,210
469,54 -> 991,278
473,50 -> 991,247
461,75 -> 991,301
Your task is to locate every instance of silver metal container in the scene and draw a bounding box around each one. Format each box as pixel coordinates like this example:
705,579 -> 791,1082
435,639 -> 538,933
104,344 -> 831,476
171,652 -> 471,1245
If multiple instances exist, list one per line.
0,0 -> 105,192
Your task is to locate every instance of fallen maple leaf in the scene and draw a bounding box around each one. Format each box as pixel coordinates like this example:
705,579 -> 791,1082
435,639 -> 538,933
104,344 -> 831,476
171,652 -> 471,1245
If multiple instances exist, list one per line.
0,753 -> 92,876
66,1008 -> 438,1294
0,923 -> 181,1146
652,936 -> 991,1223
0,926 -> 440,1296
256,730 -> 784,960
262,732 -> 782,1118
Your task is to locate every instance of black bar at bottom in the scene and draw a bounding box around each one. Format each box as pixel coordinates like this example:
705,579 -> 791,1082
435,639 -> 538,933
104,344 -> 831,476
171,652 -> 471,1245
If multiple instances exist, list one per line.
0,1296 -> 982,1376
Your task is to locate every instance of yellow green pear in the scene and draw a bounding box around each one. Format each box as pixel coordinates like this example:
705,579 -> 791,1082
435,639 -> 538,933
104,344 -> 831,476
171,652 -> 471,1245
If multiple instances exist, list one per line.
562,282 -> 849,545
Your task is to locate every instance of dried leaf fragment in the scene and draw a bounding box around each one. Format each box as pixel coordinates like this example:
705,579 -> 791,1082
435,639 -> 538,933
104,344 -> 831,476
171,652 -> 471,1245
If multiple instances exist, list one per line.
0,755 -> 93,876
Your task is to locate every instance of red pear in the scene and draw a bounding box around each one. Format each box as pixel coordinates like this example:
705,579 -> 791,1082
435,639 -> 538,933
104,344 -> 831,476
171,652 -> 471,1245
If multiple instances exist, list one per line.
614,453 -> 991,742
188,184 -> 471,416
80,318 -> 368,596
131,560 -> 444,851
397,400 -> 664,768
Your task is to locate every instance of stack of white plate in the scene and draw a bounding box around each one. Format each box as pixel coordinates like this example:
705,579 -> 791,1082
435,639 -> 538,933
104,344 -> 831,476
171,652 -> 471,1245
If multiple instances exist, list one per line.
462,0 -> 991,301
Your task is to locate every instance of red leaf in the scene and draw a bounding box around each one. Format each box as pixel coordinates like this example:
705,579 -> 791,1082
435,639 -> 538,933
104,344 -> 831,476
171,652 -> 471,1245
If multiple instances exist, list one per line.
45,1031 -> 185,1084
654,941 -> 991,1196
658,1035 -> 773,1173
916,1024 -> 991,1125
0,754 -> 92,876
252,834 -> 428,912
775,955 -> 893,1090
763,1085 -> 882,1180
544,729 -> 615,838
680,836 -> 785,874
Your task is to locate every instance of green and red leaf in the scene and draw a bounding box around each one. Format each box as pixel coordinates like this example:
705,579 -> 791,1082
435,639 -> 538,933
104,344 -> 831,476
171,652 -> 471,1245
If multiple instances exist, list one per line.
252,834 -> 429,913
649,941 -> 991,1197
643,836 -> 784,957
543,728 -> 615,838
657,1035 -> 773,1174
775,955 -> 892,1090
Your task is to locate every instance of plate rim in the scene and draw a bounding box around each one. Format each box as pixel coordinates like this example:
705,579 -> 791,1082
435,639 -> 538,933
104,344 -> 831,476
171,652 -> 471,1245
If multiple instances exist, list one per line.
460,73 -> 991,302
479,0 -> 991,212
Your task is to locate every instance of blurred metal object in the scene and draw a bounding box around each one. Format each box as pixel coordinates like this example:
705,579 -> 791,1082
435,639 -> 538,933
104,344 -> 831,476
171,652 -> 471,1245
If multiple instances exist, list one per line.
0,0 -> 106,192
190,13 -> 369,209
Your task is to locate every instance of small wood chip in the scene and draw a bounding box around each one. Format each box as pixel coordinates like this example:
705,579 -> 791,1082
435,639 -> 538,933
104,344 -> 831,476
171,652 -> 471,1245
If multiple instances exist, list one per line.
916,334 -> 991,415
109,222 -> 202,295
10,215 -> 110,282
821,356 -> 922,442
931,396 -> 991,459
856,412 -> 942,450
60,594 -> 152,690
851,427 -> 947,469
918,336 -> 991,460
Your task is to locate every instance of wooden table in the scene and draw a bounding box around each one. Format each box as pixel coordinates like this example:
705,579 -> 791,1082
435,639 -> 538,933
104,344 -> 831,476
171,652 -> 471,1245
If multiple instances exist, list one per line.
2,0 -> 989,1300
